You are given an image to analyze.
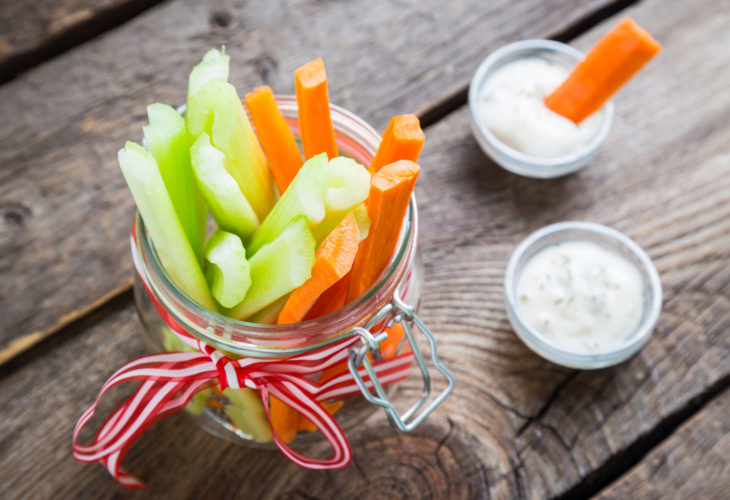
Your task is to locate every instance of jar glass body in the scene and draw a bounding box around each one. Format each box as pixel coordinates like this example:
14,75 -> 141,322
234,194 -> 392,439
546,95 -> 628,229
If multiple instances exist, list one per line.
132,97 -> 424,447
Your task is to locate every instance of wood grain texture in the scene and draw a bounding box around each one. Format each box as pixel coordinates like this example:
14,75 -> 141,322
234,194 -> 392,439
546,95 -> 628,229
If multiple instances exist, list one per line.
2,0 -> 729,496
595,390 -> 730,500
0,0 -> 618,364
0,0 -> 163,81
0,305 -> 496,499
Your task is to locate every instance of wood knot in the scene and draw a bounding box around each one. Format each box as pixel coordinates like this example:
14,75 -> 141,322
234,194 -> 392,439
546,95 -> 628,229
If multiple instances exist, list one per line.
250,54 -> 278,85
0,202 -> 31,232
285,419 -> 490,499
210,10 -> 232,28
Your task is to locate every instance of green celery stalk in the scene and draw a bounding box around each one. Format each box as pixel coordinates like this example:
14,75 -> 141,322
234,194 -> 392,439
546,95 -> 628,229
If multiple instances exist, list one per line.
228,216 -> 315,319
311,156 -> 372,243
352,202 -> 371,241
247,295 -> 288,324
190,133 -> 259,239
187,79 -> 276,220
186,47 -> 230,117
247,154 -> 370,255
223,388 -> 273,442
160,326 -> 212,415
143,103 -> 207,261
204,230 -> 251,309
118,141 -> 216,310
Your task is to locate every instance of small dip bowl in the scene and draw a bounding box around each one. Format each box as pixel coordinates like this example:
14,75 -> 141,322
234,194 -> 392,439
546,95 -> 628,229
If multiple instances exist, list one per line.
504,222 -> 662,369
468,40 -> 614,178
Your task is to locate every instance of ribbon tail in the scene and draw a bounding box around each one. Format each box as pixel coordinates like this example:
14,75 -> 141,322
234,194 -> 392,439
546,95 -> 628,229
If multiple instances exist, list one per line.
73,357 -> 217,489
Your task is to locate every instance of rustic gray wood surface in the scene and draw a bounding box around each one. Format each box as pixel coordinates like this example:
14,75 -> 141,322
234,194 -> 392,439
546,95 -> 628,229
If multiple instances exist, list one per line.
595,390 -> 729,500
0,0 -> 728,498
0,0 -> 162,82
0,0 -> 618,364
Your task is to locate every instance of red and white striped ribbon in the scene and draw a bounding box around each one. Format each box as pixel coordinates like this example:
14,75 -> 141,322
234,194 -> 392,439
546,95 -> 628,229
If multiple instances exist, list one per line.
72,225 -> 414,489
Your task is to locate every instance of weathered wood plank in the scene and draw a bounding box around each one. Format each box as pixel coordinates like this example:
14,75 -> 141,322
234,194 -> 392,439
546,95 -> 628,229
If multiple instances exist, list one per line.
0,0 -> 163,82
595,391 -> 730,500
0,0 -> 620,364
2,0 -> 729,496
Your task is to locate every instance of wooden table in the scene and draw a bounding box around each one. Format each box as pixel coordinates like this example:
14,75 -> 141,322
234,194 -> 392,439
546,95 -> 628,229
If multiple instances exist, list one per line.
1,0 -> 728,498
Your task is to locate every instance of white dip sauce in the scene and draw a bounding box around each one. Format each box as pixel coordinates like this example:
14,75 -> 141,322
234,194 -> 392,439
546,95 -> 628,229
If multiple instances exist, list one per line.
516,241 -> 644,352
479,58 -> 602,158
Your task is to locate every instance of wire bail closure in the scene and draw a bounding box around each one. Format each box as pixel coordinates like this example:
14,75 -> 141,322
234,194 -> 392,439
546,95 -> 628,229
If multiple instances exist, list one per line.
347,278 -> 455,432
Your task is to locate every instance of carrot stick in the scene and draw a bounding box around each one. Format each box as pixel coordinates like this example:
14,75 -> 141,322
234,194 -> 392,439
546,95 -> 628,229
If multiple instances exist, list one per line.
303,272 -> 350,320
379,323 -> 405,359
369,115 -> 425,174
277,213 -> 360,324
298,401 -> 344,433
269,396 -> 299,443
295,58 -> 339,160
544,17 -> 662,124
244,86 -> 303,193
346,160 -> 420,303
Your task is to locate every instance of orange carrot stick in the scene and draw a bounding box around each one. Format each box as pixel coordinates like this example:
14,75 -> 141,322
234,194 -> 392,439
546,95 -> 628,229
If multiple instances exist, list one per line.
298,401 -> 344,433
379,323 -> 405,359
369,115 -> 425,174
346,160 -> 420,303
245,85 -> 303,193
277,213 -> 360,324
269,396 -> 299,443
303,271 -> 350,320
295,58 -> 339,160
544,17 -> 662,124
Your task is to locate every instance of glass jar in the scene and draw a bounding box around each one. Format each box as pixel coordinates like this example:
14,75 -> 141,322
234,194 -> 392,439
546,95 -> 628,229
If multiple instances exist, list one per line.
132,97 -> 453,450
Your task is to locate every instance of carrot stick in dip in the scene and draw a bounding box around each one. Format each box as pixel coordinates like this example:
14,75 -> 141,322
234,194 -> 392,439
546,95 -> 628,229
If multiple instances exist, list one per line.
370,115 -> 425,174
544,17 -> 662,124
347,160 -> 420,303
244,86 -> 303,193
295,58 -> 339,160
277,213 -> 359,324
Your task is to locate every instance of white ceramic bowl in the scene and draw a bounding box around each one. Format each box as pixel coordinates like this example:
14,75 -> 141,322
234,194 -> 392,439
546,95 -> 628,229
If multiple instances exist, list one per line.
504,222 -> 662,369
468,40 -> 614,178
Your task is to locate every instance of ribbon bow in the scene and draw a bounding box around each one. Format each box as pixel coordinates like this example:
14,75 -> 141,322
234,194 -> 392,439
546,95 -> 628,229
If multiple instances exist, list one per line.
72,227 -> 414,489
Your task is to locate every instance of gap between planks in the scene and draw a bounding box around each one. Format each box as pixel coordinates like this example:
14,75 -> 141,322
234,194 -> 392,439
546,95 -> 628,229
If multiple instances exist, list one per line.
556,373 -> 730,500
0,0 -> 642,372
0,0 -> 169,84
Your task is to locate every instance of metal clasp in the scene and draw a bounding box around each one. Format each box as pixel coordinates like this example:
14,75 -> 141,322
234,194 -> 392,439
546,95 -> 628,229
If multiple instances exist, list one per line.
347,280 -> 455,432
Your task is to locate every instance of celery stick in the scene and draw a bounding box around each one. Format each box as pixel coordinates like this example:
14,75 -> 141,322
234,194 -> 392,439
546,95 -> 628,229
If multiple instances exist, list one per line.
247,154 -> 370,254
118,141 -> 216,310
223,388 -> 273,442
228,217 -> 315,319
190,133 -> 259,239
186,47 -> 230,114
248,295 -> 288,324
144,103 -> 207,261
246,153 -> 327,254
204,230 -> 251,309
311,157 -> 372,243
187,79 -> 276,220
352,202 -> 371,241
161,325 -> 194,353
186,388 -> 213,416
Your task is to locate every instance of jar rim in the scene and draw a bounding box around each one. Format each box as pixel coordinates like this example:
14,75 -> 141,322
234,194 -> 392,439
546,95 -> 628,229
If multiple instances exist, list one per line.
133,97 -> 419,357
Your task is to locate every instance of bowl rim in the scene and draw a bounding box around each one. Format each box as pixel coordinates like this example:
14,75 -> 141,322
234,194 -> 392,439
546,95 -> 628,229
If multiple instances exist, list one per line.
504,221 -> 663,369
